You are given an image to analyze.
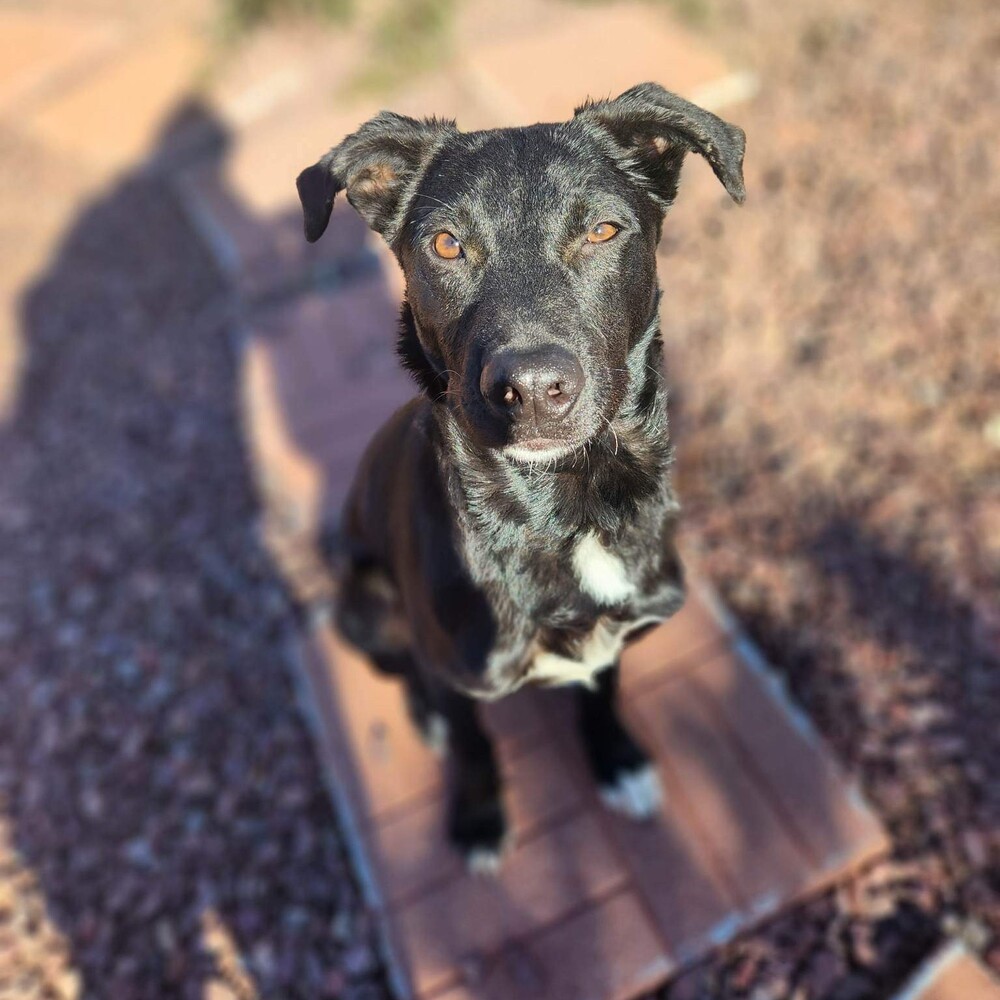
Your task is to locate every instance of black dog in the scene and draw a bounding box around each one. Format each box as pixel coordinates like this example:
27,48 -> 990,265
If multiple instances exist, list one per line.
296,83 -> 745,870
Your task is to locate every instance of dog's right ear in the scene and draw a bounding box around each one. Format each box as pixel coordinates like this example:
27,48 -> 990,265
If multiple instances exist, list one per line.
296,111 -> 456,244
575,83 -> 746,210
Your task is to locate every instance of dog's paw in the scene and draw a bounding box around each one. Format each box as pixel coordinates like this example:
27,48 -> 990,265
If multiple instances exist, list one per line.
449,797 -> 509,875
465,844 -> 507,876
599,763 -> 663,821
404,685 -> 449,757
416,712 -> 449,756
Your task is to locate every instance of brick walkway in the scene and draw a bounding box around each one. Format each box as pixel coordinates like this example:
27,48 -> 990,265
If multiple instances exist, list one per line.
167,7 -> 892,997
292,599 -> 887,999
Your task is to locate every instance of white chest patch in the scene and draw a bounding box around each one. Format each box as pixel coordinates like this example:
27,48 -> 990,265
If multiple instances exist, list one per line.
529,621 -> 624,689
572,531 -> 636,606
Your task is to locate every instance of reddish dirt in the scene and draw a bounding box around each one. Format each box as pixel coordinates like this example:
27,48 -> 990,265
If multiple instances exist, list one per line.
655,0 -> 999,995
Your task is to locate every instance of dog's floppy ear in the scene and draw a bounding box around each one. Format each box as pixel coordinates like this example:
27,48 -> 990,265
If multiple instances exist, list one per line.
575,82 -> 746,209
296,111 -> 456,243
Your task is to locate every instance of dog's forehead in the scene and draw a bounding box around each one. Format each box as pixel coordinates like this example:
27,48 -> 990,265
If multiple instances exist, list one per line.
415,122 -> 625,211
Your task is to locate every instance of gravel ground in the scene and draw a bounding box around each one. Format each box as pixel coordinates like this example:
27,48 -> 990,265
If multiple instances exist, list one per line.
0,167 -> 387,998
655,0 -> 999,996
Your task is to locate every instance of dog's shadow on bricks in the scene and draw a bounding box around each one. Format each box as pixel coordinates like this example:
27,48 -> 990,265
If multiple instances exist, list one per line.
0,101 -> 392,998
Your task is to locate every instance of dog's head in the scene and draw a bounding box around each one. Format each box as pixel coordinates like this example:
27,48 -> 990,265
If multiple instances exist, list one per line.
297,83 -> 745,462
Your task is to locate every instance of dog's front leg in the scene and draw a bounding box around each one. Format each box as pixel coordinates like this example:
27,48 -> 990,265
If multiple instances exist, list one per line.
435,686 -> 508,872
578,664 -> 663,820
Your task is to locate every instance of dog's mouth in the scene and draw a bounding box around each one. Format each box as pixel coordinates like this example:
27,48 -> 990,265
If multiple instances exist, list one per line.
503,438 -> 582,465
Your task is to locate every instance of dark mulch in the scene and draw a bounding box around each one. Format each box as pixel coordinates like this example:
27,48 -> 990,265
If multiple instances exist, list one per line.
0,165 -> 387,998
656,0 -> 999,996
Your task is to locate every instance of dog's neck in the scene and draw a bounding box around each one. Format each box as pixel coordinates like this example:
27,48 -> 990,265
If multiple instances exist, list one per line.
399,306 -> 673,547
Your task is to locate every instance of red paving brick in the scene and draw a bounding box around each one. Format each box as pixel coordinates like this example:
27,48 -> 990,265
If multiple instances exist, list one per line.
690,649 -> 887,877
893,942 -> 1000,1000
396,811 -> 629,996
375,740 -> 582,906
621,591 -> 730,689
290,587 -> 889,997
0,10 -> 119,114
243,286 -> 415,525
312,628 -> 445,821
599,801 -> 739,964
24,24 -> 204,170
631,674 -> 816,911
430,890 -> 673,1000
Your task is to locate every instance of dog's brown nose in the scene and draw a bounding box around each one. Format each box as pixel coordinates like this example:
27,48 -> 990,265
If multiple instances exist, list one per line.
480,348 -> 585,424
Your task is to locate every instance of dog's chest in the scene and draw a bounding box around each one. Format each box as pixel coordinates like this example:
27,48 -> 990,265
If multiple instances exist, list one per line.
528,619 -> 630,687
523,532 -> 658,688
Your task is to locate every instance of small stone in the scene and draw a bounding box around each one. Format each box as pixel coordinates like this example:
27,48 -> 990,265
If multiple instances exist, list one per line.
55,967 -> 82,1000
800,949 -> 845,998
324,968 -> 346,996
203,979 -> 239,1000
122,838 -> 156,869
983,413 -> 1000,448
963,829 -> 989,868
251,941 -> 275,979
79,787 -> 103,821
343,943 -> 377,979
960,918 -> 994,952
330,909 -> 352,942
848,921 -> 878,968
827,973 -> 876,1000
282,906 -> 310,931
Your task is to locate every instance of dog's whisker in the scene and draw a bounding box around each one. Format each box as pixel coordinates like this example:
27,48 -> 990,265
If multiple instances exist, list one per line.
415,192 -> 455,210
601,415 -> 621,456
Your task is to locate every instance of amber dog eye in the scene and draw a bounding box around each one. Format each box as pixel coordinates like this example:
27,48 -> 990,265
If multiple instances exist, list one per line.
586,222 -> 619,244
433,231 -> 462,259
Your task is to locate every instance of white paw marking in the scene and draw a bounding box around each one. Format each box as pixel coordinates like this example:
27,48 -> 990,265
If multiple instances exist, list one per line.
572,531 -> 636,605
465,847 -> 504,876
600,764 -> 663,820
420,713 -> 449,756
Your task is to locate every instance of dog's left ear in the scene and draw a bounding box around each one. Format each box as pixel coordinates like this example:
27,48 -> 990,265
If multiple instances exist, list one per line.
296,111 -> 456,243
575,82 -> 746,209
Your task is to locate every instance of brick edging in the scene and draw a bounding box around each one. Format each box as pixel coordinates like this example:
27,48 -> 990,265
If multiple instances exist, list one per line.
285,618 -> 415,1000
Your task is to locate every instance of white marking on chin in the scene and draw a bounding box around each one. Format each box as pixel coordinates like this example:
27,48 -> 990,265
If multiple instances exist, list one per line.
600,764 -> 663,820
504,442 -> 576,464
573,531 -> 637,605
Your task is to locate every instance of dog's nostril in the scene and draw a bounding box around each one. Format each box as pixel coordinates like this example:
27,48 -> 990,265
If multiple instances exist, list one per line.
481,348 -> 583,422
